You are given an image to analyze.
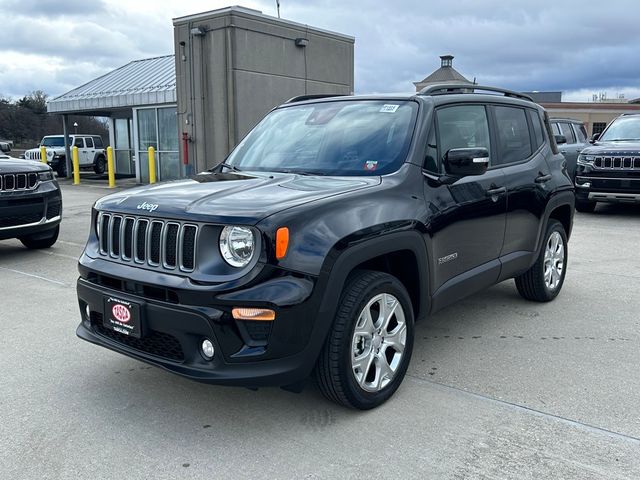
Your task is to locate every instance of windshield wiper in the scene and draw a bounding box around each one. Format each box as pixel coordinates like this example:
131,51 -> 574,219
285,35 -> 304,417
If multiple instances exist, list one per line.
271,169 -> 327,176
603,138 -> 639,142
214,162 -> 242,172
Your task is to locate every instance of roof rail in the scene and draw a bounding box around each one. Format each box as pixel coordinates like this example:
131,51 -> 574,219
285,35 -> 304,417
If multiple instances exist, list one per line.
418,84 -> 533,102
285,93 -> 349,104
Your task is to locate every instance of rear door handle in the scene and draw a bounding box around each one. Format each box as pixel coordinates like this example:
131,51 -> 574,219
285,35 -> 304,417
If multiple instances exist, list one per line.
486,186 -> 506,196
535,173 -> 552,183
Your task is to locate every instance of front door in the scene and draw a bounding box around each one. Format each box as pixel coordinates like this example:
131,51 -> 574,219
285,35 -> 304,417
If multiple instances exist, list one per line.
423,104 -> 507,305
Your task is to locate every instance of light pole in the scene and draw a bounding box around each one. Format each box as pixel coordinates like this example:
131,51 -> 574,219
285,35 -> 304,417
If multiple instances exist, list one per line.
73,122 -> 78,134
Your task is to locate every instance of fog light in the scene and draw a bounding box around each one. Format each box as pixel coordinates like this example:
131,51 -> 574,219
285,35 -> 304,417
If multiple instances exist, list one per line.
85,304 -> 91,320
201,339 -> 215,360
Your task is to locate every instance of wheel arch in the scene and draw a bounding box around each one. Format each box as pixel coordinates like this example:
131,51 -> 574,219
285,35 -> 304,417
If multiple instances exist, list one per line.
318,231 -> 430,324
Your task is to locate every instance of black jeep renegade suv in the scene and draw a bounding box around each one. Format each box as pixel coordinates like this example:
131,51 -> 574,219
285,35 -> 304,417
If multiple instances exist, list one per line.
76,85 -> 574,409
575,113 -> 640,212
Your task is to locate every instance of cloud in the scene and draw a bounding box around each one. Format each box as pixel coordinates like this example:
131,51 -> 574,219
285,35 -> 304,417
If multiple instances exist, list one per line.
0,0 -> 639,102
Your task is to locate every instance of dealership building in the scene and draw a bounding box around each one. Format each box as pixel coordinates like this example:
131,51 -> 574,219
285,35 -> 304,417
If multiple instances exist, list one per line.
47,6 -> 354,182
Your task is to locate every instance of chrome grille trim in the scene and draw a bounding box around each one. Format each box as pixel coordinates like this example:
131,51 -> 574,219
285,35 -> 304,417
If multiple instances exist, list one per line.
1,173 -> 40,192
593,156 -> 640,170
97,213 -> 198,272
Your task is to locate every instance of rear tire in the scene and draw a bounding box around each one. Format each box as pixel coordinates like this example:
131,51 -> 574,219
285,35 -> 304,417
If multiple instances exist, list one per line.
19,225 -> 59,249
93,156 -> 106,174
316,270 -> 414,409
515,220 -> 567,302
575,199 -> 596,213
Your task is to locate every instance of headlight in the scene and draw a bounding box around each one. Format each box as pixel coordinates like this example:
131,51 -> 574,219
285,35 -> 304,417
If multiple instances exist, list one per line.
577,154 -> 594,166
219,226 -> 255,267
38,170 -> 54,181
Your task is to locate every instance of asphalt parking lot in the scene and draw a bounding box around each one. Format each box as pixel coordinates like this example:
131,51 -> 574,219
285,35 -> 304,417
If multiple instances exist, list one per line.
1,182 -> 640,479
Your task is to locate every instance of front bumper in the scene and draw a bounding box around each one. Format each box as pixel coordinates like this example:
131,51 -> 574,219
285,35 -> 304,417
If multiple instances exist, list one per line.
76,265 -> 327,388
575,169 -> 640,204
0,182 -> 62,240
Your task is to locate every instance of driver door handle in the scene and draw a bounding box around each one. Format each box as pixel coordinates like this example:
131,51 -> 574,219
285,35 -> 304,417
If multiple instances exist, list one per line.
535,173 -> 552,183
486,186 -> 506,196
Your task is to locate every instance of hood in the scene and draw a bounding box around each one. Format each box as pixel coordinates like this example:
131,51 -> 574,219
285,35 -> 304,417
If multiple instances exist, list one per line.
581,140 -> 640,156
0,157 -> 50,172
95,171 -> 381,224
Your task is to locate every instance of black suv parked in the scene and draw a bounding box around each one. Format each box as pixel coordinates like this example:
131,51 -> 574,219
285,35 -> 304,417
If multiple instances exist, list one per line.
76,85 -> 574,409
0,156 -> 62,248
575,113 -> 640,212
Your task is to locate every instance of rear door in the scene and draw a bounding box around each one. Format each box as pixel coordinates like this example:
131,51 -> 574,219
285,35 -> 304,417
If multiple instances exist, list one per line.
496,106 -> 554,278
557,121 -> 581,179
424,103 -> 506,297
82,137 -> 95,165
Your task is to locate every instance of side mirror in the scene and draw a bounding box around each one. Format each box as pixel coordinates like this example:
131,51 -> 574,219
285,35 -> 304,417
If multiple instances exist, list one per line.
589,133 -> 600,143
0,142 -> 10,153
443,148 -> 489,177
554,135 -> 567,145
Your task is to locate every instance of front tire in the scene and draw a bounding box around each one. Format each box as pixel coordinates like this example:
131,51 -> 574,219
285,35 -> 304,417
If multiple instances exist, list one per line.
93,156 -> 106,174
575,199 -> 596,213
19,225 -> 59,249
515,219 -> 567,302
316,270 -> 414,409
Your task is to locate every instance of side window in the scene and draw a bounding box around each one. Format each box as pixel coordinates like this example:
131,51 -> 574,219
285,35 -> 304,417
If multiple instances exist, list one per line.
93,137 -> 104,148
527,109 -> 545,149
74,137 -> 84,148
559,123 -> 576,143
494,106 -> 532,165
551,122 -> 561,135
424,123 -> 438,173
574,124 -> 587,143
85,137 -> 94,148
436,105 -> 491,163
592,122 -> 607,136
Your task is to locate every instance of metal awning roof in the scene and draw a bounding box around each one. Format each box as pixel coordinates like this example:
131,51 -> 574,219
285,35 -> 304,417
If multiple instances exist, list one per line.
47,55 -> 176,114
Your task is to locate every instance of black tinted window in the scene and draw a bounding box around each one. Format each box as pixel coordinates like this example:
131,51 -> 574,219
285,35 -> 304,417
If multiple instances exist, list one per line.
93,137 -> 104,148
436,105 -> 491,163
528,110 -> 544,149
576,124 -> 588,143
494,106 -> 532,165
559,123 -> 576,143
74,137 -> 84,147
85,137 -> 94,148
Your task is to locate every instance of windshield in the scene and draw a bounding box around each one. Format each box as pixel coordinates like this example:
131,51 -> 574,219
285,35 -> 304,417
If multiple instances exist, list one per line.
226,100 -> 418,176
41,136 -> 69,147
599,116 -> 640,142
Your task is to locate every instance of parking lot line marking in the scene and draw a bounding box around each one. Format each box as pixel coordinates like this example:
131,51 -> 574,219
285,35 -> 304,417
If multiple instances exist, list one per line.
407,374 -> 640,445
35,250 -> 79,261
0,266 -> 68,287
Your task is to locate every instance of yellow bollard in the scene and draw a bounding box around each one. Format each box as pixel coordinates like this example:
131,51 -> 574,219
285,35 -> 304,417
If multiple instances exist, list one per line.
72,146 -> 80,185
148,146 -> 156,184
106,146 -> 116,188
39,146 -> 47,164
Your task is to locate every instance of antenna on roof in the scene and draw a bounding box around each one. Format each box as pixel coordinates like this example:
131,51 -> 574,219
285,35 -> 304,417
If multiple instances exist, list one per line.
276,0 -> 281,18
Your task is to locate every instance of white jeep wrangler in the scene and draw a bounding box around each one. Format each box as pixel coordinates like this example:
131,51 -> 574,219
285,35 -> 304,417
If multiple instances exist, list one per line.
24,135 -> 106,176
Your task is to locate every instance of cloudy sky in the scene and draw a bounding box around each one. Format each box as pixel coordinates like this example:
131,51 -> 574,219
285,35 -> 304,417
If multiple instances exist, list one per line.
1,0 -> 639,102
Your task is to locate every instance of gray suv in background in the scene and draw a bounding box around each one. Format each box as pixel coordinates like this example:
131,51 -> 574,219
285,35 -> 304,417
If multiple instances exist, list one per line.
550,118 -> 589,180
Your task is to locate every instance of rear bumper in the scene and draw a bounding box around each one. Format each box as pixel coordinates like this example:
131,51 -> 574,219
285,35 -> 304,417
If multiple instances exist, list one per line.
75,270 -> 327,388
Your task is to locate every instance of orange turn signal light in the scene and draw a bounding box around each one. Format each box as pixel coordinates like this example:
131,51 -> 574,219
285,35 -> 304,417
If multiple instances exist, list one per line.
276,227 -> 289,260
232,307 -> 276,321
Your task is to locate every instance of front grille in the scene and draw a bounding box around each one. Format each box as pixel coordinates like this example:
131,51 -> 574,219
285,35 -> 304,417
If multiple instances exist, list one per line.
593,156 -> 640,170
97,213 -> 198,272
91,312 -> 184,361
0,212 -> 42,228
0,173 -> 38,192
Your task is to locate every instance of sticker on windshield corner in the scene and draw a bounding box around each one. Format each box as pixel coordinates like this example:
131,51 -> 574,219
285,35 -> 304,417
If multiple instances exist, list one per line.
364,161 -> 378,171
380,104 -> 399,113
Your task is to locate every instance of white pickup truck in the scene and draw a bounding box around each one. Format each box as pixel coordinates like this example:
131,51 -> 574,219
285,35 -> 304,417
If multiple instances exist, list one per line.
24,135 -> 106,176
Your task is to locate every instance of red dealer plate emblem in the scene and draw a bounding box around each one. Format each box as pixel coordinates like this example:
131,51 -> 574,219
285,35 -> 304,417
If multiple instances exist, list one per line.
103,296 -> 142,338
112,304 -> 131,323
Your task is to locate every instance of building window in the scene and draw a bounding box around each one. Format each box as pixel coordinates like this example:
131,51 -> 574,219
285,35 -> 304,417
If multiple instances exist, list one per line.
136,106 -> 179,182
592,122 -> 607,136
